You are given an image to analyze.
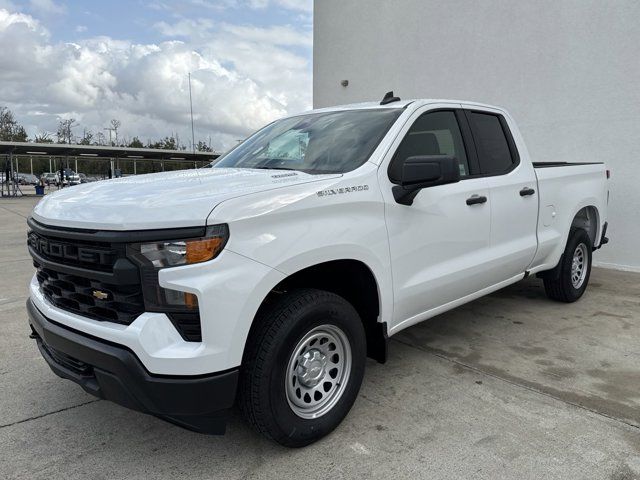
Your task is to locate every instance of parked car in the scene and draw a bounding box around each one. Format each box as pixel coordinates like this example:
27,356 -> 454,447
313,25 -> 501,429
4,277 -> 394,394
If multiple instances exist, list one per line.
41,172 -> 60,186
62,169 -> 81,186
78,173 -> 89,183
27,97 -> 609,447
16,173 -> 39,185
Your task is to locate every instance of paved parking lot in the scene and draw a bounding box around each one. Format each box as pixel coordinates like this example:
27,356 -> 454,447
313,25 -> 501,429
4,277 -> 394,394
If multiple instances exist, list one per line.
1,196 -> 640,479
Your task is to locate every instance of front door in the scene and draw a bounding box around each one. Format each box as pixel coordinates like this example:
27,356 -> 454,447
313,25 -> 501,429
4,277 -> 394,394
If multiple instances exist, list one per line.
380,107 -> 492,331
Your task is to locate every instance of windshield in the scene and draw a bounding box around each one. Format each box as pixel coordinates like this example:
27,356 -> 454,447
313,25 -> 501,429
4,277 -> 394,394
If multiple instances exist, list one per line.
214,109 -> 402,174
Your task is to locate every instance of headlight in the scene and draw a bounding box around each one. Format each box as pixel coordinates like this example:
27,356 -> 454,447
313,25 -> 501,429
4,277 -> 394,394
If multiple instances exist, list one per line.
126,224 -> 229,335
131,224 -> 228,268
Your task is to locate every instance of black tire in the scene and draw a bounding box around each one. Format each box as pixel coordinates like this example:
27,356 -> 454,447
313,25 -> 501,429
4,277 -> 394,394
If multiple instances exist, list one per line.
239,288 -> 366,447
543,228 -> 592,302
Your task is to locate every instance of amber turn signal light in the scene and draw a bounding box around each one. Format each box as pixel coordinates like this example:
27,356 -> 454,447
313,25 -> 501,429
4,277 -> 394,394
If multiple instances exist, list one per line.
186,237 -> 226,264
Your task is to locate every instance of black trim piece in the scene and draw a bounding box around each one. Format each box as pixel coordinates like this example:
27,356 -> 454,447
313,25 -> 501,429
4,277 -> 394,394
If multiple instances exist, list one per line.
455,109 -> 481,176
594,221 -> 609,250
500,114 -> 521,167
167,312 -> 202,342
27,299 -> 238,434
533,162 -> 605,168
366,321 -> 388,364
28,217 -> 207,244
392,186 -> 420,206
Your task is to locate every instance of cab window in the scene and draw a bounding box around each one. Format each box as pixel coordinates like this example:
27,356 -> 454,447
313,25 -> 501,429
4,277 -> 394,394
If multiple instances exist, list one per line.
389,110 -> 469,183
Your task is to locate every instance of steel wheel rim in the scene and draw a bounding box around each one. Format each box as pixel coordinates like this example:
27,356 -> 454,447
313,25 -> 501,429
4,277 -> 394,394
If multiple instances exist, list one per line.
571,243 -> 588,289
285,324 -> 352,419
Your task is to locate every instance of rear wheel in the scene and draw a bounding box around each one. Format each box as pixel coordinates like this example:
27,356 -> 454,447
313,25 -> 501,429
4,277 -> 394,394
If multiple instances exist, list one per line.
543,228 -> 592,302
239,288 -> 366,447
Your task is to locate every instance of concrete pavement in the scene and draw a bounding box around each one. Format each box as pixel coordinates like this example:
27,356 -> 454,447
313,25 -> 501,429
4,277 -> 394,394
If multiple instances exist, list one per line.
1,196 -> 639,479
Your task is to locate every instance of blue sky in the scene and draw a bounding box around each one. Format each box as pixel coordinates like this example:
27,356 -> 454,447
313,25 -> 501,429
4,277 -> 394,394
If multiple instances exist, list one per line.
0,0 -> 313,149
35,1 -> 310,45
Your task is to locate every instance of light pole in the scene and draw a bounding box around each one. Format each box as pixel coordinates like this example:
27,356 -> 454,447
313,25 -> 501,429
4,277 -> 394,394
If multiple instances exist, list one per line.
188,72 -> 195,153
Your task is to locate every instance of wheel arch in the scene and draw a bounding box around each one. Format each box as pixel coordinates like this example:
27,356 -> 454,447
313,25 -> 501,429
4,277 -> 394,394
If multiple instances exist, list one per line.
245,259 -> 389,364
538,204 -> 600,281
570,205 -> 600,247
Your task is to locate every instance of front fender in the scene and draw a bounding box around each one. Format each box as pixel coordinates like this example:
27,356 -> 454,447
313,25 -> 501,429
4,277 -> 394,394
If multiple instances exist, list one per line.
209,164 -> 393,329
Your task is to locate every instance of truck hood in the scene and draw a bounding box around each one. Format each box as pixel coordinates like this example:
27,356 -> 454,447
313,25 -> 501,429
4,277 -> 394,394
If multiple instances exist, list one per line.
32,168 -> 339,230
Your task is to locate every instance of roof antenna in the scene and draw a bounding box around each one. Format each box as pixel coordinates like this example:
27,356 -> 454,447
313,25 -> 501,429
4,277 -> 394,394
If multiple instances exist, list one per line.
380,91 -> 401,105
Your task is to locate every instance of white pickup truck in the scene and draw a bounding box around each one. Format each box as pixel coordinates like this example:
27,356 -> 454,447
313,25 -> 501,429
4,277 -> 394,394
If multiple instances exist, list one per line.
27,95 -> 609,447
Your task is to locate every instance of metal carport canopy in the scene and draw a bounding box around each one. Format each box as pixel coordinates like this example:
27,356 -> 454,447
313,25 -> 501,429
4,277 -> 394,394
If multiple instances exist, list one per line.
0,141 -> 220,161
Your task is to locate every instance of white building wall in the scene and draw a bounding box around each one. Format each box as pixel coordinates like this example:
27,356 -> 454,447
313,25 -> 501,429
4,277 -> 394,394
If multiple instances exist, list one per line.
314,0 -> 640,271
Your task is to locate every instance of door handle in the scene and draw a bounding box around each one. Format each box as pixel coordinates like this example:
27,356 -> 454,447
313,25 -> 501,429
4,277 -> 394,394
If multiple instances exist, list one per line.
466,195 -> 487,206
520,187 -> 535,196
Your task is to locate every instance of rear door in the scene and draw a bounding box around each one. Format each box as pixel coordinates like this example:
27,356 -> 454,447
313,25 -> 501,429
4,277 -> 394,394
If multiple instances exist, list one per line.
461,105 -> 538,281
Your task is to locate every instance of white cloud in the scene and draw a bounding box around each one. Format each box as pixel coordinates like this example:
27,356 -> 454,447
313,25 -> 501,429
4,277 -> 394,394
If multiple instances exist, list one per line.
75,24 -> 87,32
0,8 -> 312,150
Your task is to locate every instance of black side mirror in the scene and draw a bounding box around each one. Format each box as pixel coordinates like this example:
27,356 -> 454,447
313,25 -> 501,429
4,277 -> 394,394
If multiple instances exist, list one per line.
392,155 -> 460,205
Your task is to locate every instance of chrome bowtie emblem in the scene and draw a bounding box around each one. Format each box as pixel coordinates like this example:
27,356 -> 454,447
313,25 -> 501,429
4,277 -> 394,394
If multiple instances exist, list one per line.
92,290 -> 109,300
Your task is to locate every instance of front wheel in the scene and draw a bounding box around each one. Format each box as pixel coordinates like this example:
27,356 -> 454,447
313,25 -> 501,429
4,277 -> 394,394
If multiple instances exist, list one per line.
239,289 -> 366,447
543,227 -> 593,302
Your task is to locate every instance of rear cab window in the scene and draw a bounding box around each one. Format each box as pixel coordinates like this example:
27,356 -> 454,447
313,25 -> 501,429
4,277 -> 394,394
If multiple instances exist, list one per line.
466,111 -> 519,175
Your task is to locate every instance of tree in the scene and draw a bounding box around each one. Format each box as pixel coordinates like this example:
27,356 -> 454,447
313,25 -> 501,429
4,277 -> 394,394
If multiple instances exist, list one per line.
34,132 -> 54,143
196,140 -> 212,152
110,119 -> 121,145
56,118 -> 77,144
149,136 -> 177,150
0,106 -> 28,142
128,136 -> 144,148
95,131 -> 106,145
79,129 -> 93,145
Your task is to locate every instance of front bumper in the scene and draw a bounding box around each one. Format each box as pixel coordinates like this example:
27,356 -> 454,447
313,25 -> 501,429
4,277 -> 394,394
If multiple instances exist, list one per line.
27,298 -> 238,434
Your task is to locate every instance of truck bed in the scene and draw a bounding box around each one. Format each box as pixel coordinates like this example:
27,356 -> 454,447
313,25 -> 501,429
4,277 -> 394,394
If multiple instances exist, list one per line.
530,161 -> 608,273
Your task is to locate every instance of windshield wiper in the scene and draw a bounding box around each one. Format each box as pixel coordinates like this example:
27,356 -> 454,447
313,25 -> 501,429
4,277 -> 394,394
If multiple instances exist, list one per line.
249,166 -> 299,171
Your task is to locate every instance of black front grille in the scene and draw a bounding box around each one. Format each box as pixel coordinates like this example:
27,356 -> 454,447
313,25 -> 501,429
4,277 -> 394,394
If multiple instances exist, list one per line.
35,265 -> 144,324
29,226 -> 144,326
